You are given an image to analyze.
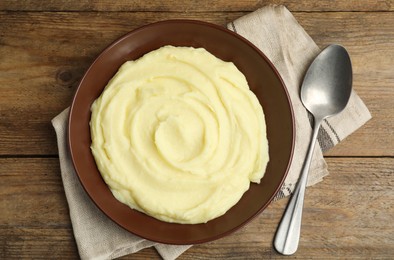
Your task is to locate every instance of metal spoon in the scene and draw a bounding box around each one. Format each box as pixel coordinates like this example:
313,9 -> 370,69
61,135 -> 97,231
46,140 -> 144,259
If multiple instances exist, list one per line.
274,44 -> 352,255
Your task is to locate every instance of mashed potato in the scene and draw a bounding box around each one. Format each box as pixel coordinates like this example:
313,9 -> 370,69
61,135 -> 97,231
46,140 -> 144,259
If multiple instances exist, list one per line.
90,46 -> 269,224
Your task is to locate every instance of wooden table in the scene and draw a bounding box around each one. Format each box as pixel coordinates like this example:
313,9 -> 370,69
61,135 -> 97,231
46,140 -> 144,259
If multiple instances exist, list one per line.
1,1 -> 393,259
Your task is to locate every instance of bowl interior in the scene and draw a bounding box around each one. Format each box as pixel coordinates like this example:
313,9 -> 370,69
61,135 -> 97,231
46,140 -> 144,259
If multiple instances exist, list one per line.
69,20 -> 294,244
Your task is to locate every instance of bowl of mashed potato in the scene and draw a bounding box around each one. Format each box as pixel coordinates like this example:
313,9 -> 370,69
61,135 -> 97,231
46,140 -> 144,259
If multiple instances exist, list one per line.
69,20 -> 294,244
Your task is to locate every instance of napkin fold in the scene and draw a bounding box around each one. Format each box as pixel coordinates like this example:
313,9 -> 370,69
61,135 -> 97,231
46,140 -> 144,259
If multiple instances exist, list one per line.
52,5 -> 371,260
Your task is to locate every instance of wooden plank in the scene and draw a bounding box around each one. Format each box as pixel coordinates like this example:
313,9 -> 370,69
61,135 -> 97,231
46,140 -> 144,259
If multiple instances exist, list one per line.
0,158 -> 69,225
0,11 -> 393,156
1,157 -> 393,258
0,0 -> 393,12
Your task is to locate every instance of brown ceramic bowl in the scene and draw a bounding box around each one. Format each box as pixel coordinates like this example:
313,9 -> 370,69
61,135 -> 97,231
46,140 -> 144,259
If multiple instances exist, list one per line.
69,20 -> 294,245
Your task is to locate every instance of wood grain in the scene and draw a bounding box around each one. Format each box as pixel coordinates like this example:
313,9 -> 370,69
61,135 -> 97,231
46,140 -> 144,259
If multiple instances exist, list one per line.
1,157 -> 393,259
0,11 -> 393,156
1,0 -> 393,12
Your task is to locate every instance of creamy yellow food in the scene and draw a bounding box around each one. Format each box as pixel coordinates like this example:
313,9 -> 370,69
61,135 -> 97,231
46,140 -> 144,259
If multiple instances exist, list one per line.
90,45 -> 269,224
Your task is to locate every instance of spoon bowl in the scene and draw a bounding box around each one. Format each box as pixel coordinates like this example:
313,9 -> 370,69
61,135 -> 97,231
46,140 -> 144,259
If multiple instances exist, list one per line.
274,44 -> 352,255
301,44 -> 352,119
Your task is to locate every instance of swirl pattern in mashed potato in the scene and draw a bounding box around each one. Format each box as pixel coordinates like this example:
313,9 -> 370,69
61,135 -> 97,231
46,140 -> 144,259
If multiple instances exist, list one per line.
90,46 -> 269,224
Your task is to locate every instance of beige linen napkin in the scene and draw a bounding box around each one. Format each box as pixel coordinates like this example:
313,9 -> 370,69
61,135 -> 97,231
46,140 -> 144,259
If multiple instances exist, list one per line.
228,5 -> 371,198
52,5 -> 371,260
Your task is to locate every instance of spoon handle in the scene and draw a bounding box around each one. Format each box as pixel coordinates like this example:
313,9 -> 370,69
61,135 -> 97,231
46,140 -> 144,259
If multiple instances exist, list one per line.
274,118 -> 322,255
